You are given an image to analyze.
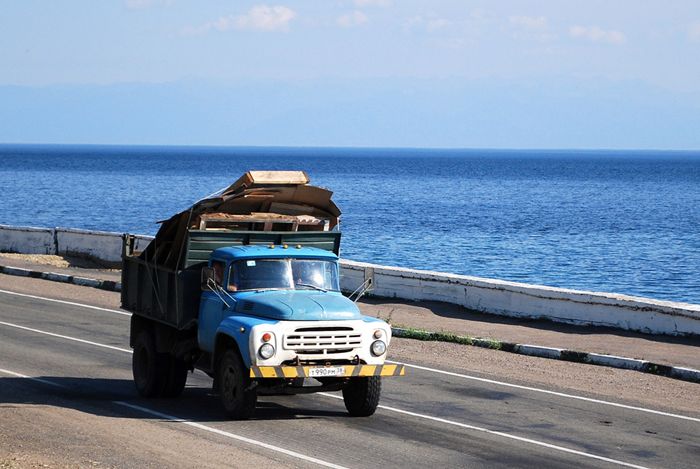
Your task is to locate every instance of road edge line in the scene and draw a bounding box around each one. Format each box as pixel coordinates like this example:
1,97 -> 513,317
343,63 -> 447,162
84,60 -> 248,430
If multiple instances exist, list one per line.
391,327 -> 700,384
318,393 -> 650,469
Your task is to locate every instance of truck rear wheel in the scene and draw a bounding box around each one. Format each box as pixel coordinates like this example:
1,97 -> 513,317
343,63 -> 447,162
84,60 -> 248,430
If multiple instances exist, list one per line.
132,330 -> 166,397
218,350 -> 257,420
161,355 -> 189,398
343,376 -> 381,417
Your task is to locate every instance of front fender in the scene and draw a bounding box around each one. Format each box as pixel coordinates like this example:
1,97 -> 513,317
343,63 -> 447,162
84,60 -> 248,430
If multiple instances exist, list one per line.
216,315 -> 279,368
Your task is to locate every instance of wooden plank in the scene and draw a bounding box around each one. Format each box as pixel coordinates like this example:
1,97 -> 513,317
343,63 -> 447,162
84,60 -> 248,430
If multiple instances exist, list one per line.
199,212 -> 329,231
248,171 -> 309,185
224,171 -> 309,194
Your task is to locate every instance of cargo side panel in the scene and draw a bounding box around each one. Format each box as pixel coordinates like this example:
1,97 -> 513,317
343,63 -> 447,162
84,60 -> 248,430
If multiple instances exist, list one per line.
121,255 -> 201,330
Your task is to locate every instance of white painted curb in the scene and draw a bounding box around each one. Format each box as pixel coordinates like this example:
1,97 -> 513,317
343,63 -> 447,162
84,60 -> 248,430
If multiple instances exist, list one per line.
514,344 -> 564,360
586,353 -> 648,371
389,327 -> 700,383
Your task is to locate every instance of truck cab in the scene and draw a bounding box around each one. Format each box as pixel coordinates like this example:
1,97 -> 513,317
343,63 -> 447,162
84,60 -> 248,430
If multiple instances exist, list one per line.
196,245 -> 398,418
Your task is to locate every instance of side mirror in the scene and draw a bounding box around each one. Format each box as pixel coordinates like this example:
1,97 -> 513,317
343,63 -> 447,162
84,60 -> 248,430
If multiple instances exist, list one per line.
201,267 -> 215,291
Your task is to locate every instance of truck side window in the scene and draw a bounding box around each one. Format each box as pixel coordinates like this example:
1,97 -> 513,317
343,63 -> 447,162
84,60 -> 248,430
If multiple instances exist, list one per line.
211,261 -> 225,285
228,265 -> 238,292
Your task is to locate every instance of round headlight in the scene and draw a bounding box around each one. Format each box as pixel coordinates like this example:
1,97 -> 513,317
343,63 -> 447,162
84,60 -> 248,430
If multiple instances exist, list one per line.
259,343 -> 275,359
371,340 -> 387,356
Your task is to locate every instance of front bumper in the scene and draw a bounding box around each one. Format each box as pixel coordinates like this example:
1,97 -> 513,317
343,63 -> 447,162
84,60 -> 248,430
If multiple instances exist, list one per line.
250,363 -> 405,379
250,319 -> 392,367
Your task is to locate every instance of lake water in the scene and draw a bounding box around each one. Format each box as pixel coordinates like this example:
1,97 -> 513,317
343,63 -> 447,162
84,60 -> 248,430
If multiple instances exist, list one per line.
1,144 -> 699,304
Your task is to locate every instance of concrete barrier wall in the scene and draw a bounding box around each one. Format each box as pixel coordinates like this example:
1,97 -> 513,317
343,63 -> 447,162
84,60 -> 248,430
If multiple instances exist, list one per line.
56,227 -> 125,263
1,224 -> 699,336
339,259 -> 700,336
0,224 -> 55,255
0,225 -> 153,266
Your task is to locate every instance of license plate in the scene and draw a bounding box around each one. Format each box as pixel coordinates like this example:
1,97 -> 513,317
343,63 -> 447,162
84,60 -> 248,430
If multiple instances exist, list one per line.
309,366 -> 346,377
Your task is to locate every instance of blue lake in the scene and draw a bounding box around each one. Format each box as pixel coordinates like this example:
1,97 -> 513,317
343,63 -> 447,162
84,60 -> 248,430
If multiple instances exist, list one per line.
1,144 -> 699,304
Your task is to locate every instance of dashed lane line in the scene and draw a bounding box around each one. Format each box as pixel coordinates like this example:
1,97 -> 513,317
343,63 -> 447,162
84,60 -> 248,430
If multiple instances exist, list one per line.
114,402 -> 348,469
0,288 -> 130,316
0,320 -> 133,354
0,367 -> 68,388
0,367 -> 347,469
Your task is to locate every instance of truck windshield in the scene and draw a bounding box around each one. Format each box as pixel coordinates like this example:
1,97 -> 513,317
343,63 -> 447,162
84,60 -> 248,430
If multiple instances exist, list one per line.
232,259 -> 339,292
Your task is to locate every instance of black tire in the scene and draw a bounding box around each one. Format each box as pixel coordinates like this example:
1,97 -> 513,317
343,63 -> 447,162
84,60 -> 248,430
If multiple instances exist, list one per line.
218,349 -> 257,420
132,330 -> 166,397
161,355 -> 189,398
343,376 -> 381,417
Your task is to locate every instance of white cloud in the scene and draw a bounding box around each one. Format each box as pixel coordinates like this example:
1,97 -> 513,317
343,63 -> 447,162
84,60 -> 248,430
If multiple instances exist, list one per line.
231,5 -> 296,31
184,5 -> 296,34
689,22 -> 700,41
509,15 -> 547,30
337,10 -> 368,28
353,0 -> 391,7
402,15 -> 451,33
569,25 -> 626,44
508,15 -> 555,42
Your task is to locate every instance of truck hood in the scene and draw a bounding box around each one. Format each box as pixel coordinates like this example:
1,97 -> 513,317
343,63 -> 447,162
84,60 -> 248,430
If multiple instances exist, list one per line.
234,291 -> 361,321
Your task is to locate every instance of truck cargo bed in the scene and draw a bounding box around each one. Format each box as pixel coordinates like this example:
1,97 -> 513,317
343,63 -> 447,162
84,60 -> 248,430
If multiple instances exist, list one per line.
121,230 -> 341,329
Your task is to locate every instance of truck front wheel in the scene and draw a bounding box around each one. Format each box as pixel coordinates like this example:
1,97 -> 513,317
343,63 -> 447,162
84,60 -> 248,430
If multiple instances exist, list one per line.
132,330 -> 166,397
218,350 -> 257,420
343,376 -> 381,417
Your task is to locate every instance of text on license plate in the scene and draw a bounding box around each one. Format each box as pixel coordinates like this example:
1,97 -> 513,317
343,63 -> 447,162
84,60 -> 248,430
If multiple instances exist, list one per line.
309,366 -> 346,377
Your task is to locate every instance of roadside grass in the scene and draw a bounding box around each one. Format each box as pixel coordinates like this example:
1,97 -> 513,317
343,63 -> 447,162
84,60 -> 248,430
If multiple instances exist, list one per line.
391,325 -> 502,350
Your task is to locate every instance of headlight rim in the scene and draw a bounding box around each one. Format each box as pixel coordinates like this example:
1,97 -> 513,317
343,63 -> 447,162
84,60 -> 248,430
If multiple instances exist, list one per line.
258,342 -> 275,359
370,339 -> 387,356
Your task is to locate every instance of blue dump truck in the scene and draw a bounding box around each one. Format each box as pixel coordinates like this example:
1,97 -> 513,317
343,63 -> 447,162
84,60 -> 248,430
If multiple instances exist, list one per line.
121,171 -> 403,419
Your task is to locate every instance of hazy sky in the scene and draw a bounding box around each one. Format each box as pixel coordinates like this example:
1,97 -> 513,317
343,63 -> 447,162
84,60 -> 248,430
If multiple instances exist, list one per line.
2,0 -> 700,149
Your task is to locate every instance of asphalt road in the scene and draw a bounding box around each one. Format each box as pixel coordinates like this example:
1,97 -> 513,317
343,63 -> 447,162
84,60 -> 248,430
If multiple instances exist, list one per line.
1,283 -> 699,468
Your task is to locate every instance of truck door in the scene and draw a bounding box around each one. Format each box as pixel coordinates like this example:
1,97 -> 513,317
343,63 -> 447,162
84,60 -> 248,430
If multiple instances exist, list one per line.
198,260 -> 230,352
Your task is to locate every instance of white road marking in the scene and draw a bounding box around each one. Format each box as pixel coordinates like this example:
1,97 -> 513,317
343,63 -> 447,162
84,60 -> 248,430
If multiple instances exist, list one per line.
114,402 -> 348,469
0,288 -> 130,316
0,367 -> 67,388
1,286 -> 698,425
0,367 -> 346,469
319,393 -> 650,469
0,321 -> 666,468
0,320 -> 133,354
386,360 -> 700,424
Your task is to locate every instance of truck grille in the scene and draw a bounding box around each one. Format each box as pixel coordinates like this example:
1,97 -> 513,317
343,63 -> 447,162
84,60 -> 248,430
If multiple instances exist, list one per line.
284,326 -> 362,355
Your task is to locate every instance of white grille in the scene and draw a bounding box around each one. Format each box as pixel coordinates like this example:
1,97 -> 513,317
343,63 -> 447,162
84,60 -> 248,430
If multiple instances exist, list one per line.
284,327 -> 362,355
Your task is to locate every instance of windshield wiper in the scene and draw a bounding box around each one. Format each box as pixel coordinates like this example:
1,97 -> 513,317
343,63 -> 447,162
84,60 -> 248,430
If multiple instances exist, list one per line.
295,282 -> 327,292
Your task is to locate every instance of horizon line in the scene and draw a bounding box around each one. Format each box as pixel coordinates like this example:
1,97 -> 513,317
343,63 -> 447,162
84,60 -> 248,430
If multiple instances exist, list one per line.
1,142 -> 699,154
